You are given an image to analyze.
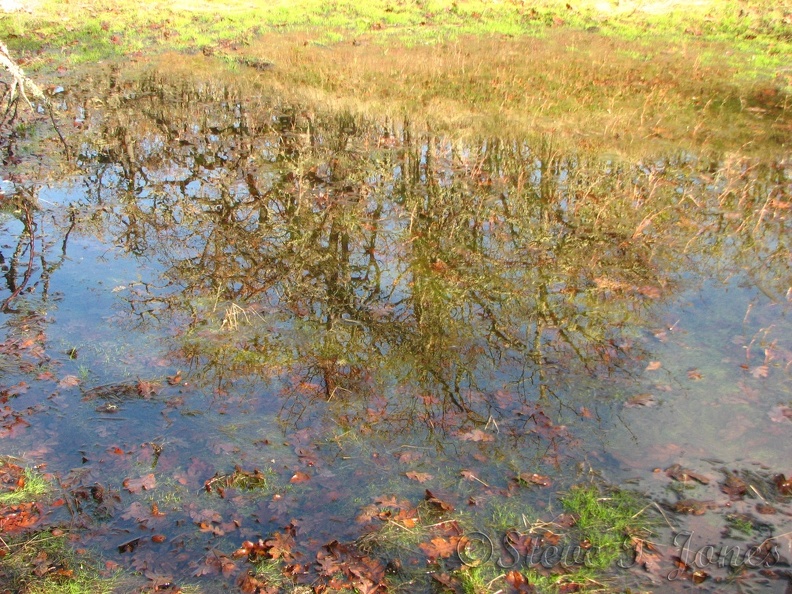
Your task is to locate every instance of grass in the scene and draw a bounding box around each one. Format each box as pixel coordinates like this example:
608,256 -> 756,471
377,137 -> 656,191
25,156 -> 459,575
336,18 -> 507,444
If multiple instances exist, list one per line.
450,484 -> 653,592
354,482 -> 652,593
456,565 -> 500,594
559,484 -> 650,572
0,467 -> 49,505
0,462 -> 125,593
1,1 -> 790,156
0,531 -> 122,594
3,0 -> 791,60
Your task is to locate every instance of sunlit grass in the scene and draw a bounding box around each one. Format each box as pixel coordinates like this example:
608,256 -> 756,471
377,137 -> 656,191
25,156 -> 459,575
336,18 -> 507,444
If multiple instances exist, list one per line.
1,0 -> 789,156
560,484 -> 649,571
0,467 -> 49,505
1,531 -> 123,594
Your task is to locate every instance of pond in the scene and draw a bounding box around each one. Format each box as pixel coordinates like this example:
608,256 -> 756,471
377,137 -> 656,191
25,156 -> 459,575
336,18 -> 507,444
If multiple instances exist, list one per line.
1,68 -> 791,593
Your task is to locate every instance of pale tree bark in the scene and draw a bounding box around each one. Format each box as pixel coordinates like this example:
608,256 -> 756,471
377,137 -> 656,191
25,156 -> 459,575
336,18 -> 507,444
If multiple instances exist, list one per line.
1,39 -> 69,159
0,39 -> 45,109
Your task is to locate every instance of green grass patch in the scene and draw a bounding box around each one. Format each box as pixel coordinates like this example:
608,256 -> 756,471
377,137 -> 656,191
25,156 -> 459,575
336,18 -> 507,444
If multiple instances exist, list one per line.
560,484 -> 650,572
0,531 -> 123,594
2,0 -> 791,76
0,463 -> 50,506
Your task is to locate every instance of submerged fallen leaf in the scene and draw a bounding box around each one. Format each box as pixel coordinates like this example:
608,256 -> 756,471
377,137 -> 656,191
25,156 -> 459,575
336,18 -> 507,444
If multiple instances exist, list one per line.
121,501 -> 166,526
458,429 -> 494,442
0,461 -> 25,494
136,380 -> 160,397
290,471 -> 310,484
0,502 -> 41,533
431,573 -> 460,590
419,536 -> 458,561
394,450 -> 423,464
625,394 -> 656,408
425,489 -> 454,512
58,375 -> 80,388
2,382 -> 28,397
645,361 -> 662,371
123,473 -> 156,494
750,365 -> 769,379
769,405 -> 792,423
665,464 -> 710,485
505,569 -> 533,593
405,471 -> 433,483
687,369 -> 703,380
636,285 -> 661,299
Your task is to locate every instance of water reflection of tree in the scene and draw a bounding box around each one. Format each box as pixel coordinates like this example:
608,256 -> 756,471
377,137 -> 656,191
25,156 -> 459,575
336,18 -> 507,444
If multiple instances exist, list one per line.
57,74 -> 791,449
1,186 -> 77,314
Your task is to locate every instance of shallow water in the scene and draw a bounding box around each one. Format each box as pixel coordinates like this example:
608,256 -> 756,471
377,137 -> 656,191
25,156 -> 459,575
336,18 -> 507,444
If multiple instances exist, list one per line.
1,70 -> 790,592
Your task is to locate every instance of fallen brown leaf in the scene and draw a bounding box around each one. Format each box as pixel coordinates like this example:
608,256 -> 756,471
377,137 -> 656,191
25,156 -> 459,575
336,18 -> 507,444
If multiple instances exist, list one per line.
290,471 -> 310,484
58,375 -> 80,388
665,464 -> 710,485
458,429 -> 494,442
625,394 -> 656,408
750,365 -> 769,379
405,471 -> 433,483
123,474 -> 156,494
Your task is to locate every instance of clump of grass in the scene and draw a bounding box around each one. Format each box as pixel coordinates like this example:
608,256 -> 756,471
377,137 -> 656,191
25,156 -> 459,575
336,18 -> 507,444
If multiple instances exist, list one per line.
455,564 -> 502,594
204,465 -> 277,494
0,531 -> 122,594
725,513 -> 758,536
560,484 -> 650,571
0,467 -> 50,506
246,558 -> 309,593
356,503 -> 431,561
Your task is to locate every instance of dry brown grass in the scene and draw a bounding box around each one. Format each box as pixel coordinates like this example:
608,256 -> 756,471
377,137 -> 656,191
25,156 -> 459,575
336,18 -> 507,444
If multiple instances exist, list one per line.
141,29 -> 789,157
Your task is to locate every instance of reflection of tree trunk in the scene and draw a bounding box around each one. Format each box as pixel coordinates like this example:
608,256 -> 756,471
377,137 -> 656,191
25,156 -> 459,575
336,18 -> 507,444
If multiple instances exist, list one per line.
39,208 -> 77,299
245,173 -> 269,226
1,194 -> 35,313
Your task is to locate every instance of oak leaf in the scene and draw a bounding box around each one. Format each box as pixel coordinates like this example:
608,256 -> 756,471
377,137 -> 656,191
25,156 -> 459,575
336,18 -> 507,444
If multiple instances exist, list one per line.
58,375 -> 80,388
419,537 -> 458,561
123,473 -> 156,493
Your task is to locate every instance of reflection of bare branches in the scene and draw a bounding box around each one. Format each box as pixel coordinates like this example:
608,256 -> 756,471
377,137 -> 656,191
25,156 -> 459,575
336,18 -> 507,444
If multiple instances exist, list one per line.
1,188 -> 78,313
1,190 -> 35,313
47,73 -> 789,448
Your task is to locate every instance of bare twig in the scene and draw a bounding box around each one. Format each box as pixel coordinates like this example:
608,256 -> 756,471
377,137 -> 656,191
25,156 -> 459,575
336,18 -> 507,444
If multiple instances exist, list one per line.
1,39 -> 70,159
0,39 -> 45,109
